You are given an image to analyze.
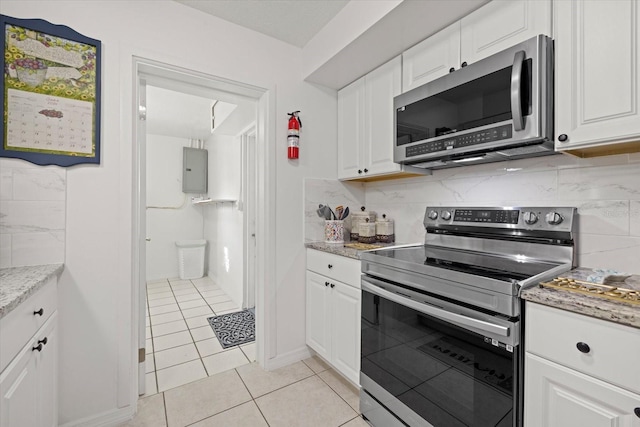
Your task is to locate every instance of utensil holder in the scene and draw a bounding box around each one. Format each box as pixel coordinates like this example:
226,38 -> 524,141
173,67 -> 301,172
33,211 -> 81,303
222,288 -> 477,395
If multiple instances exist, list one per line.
324,220 -> 344,244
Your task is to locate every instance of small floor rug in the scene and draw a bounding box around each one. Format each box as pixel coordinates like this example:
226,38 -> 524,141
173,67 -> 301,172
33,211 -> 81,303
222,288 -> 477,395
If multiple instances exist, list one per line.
208,309 -> 255,349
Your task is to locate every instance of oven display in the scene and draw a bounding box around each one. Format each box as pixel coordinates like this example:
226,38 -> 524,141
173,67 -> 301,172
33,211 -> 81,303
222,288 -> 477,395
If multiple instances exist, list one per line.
454,209 -> 520,224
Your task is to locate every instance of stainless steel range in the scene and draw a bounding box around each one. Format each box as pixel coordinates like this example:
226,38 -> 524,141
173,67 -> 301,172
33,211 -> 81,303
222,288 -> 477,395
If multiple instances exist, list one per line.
359,206 -> 577,427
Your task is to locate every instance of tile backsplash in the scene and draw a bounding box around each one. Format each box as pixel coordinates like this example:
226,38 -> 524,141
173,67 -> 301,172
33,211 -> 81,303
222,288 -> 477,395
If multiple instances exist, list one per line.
0,159 -> 66,268
364,153 -> 640,272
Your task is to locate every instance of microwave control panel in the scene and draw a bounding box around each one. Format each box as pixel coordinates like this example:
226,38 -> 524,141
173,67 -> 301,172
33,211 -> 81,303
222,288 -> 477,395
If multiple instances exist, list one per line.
404,124 -> 512,158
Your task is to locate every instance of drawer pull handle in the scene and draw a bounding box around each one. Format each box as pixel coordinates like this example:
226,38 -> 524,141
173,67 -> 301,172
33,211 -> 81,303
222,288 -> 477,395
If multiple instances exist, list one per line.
34,308 -> 44,316
32,344 -> 43,352
634,407 -> 640,418
576,342 -> 591,354
328,264 -> 333,269
38,337 -> 48,346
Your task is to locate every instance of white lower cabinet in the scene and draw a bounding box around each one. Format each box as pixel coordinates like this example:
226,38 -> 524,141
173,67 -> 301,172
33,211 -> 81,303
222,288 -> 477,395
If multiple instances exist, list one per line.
0,277 -> 58,427
524,302 -> 640,427
0,312 -> 58,427
525,353 -> 640,427
306,249 -> 361,385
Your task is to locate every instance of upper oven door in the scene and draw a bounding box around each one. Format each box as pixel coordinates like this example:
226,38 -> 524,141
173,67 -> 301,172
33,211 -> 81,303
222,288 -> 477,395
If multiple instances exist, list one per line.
394,35 -> 552,164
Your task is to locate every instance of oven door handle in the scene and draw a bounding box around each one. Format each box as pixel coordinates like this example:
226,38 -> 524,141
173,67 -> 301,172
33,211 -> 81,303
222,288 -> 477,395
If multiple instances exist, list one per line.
510,50 -> 526,131
362,279 -> 510,338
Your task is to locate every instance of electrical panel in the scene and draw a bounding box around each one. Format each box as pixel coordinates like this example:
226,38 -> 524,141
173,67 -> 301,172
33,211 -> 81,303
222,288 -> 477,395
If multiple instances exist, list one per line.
182,147 -> 208,193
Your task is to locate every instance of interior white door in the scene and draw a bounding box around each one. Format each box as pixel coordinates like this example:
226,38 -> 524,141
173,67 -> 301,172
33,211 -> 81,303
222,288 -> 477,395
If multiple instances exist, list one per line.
137,77 -> 147,395
243,129 -> 257,309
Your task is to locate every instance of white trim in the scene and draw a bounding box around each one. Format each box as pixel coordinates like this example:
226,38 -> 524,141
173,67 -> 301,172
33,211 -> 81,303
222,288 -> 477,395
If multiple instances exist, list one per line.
129,56 -> 275,415
58,406 -> 135,427
265,346 -> 313,371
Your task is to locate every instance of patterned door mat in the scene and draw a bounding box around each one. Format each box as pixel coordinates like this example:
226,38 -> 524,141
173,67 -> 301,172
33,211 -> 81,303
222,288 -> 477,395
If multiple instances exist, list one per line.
207,309 -> 255,349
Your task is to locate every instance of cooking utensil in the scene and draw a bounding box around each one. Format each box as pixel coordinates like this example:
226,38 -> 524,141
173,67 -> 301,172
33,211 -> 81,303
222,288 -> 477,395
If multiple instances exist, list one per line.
335,206 -> 344,220
316,204 -> 327,218
342,207 -> 349,219
322,205 -> 333,220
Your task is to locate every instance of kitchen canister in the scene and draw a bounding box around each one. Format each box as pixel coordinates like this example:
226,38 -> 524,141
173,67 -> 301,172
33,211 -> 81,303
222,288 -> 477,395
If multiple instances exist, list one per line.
358,218 -> 377,244
350,206 -> 377,241
376,214 -> 395,243
324,220 -> 344,244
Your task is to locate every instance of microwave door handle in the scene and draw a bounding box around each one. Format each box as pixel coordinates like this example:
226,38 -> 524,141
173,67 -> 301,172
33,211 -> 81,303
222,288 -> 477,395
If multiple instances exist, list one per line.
361,279 -> 510,338
510,50 -> 526,131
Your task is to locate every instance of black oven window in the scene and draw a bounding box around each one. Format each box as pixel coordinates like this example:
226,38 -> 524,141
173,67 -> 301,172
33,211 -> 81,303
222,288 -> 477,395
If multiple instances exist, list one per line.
396,59 -> 532,145
361,290 -> 515,426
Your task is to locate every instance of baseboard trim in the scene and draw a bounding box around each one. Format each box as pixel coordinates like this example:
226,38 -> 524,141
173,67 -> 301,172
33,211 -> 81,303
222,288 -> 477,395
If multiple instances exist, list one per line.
59,405 -> 135,427
263,346 -> 312,371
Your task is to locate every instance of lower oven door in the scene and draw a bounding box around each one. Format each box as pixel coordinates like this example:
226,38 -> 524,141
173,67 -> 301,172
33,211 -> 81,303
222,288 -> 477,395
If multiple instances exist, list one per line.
360,277 -> 520,427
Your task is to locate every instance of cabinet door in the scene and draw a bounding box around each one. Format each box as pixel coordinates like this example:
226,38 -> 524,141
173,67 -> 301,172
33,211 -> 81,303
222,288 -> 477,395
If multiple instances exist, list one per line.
337,77 -> 365,180
525,353 -> 640,427
37,313 -> 57,427
330,281 -> 361,385
0,339 -> 39,427
305,271 -> 331,361
555,0 -> 640,152
460,0 -> 551,64
402,21 -> 460,92
364,56 -> 402,177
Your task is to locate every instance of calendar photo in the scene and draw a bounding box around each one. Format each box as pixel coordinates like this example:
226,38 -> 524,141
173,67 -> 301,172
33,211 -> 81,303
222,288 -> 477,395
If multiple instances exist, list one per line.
1,14 -> 101,166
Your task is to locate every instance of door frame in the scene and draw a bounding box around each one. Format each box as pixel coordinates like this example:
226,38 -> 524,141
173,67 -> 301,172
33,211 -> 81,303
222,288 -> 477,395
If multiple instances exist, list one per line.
131,57 -> 276,396
241,125 -> 257,310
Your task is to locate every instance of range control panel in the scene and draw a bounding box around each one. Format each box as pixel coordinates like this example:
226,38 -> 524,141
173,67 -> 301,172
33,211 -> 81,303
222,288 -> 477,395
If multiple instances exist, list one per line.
424,206 -> 576,232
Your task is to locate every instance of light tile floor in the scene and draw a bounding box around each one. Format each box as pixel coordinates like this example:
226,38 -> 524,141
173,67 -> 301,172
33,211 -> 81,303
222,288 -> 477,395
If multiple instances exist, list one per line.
143,276 -> 256,394
122,356 -> 367,427
123,276 -> 367,426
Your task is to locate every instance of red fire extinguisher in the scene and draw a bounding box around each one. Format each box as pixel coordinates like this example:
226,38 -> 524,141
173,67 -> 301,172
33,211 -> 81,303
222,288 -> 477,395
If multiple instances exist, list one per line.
287,111 -> 301,159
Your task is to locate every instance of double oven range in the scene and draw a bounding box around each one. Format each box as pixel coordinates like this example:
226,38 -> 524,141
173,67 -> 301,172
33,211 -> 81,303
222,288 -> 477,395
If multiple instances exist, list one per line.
359,206 -> 576,427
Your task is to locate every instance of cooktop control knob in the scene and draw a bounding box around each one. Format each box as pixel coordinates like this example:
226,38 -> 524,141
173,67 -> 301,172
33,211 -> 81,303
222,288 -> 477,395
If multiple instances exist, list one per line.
523,211 -> 538,225
545,211 -> 564,225
441,210 -> 452,220
427,210 -> 438,220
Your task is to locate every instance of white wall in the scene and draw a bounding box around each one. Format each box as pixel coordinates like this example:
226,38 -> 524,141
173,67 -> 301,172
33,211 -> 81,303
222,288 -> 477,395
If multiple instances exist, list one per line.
0,159 -> 66,268
146,134 -> 204,281
204,134 -> 244,306
0,1 -> 339,425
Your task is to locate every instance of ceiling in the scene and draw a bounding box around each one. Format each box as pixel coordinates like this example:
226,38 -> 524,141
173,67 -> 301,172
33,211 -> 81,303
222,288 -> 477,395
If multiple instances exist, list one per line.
174,0 -> 349,48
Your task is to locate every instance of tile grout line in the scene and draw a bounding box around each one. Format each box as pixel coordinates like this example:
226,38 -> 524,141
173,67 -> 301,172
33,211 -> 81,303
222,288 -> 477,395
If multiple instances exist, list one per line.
233,368 -> 272,427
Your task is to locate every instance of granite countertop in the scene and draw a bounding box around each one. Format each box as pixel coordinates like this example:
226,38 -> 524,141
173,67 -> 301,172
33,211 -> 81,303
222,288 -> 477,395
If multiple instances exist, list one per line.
521,267 -> 640,328
305,241 -> 420,260
0,264 -> 64,320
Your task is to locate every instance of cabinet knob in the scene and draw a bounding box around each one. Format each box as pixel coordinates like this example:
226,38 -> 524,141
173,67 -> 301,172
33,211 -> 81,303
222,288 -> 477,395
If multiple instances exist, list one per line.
357,169 -> 362,174
32,344 -> 43,352
324,281 -> 329,287
38,337 -> 48,346
634,407 -> 640,418
461,61 -> 468,67
363,168 -> 368,173
34,308 -> 44,316
449,67 -> 455,73
328,264 -> 333,269
330,283 -> 335,288
558,134 -> 569,142
576,342 -> 591,354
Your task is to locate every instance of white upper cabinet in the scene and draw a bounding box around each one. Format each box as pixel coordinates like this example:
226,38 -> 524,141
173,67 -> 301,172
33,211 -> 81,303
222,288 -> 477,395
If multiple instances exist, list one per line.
401,0 -> 551,92
554,0 -> 640,156
339,56 -> 415,181
402,22 -> 461,93
460,0 -> 551,65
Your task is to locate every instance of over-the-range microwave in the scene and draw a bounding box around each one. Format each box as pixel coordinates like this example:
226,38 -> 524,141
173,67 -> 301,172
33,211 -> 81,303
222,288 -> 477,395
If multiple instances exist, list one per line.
394,35 -> 554,170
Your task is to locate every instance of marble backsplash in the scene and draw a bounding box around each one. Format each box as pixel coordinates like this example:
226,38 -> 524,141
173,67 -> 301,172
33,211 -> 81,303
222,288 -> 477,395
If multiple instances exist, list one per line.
364,152 -> 640,272
0,158 -> 66,268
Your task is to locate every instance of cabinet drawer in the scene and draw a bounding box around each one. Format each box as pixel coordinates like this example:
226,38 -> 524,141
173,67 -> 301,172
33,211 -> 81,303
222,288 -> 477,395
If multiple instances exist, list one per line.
306,249 -> 361,288
526,302 -> 640,394
0,277 -> 57,373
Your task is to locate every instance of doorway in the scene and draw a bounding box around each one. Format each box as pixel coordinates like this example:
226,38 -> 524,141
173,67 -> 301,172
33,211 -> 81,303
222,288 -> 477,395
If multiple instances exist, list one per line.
132,58 -> 273,395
